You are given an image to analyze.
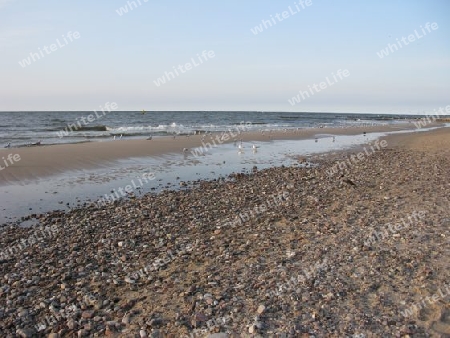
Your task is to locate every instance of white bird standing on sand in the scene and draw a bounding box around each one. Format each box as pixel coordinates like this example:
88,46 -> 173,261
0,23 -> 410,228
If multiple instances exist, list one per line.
237,141 -> 244,154
252,144 -> 258,154
5,142 -> 11,148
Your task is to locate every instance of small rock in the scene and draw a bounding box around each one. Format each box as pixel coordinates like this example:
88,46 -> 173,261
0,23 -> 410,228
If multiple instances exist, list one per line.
81,311 -> 94,319
16,328 -> 35,338
125,276 -> 135,284
150,330 -> 161,338
67,319 -> 77,330
257,304 -> 265,314
122,313 -> 131,325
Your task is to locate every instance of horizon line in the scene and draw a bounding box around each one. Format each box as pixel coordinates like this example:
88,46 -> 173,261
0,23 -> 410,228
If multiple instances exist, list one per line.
0,110 -> 442,115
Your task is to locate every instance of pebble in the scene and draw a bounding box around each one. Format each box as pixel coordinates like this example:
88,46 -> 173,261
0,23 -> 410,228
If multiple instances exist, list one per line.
1,144 -> 448,337
16,329 -> 35,338
122,313 -> 131,325
257,304 -> 265,314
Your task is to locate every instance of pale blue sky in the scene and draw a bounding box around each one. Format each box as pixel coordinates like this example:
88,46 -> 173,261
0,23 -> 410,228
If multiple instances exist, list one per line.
0,0 -> 449,113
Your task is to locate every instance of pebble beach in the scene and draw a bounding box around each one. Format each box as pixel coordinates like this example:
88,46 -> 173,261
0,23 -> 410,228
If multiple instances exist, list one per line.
0,127 -> 449,337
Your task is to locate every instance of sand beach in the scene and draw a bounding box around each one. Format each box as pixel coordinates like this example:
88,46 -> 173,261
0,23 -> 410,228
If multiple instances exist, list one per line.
0,126 -> 449,337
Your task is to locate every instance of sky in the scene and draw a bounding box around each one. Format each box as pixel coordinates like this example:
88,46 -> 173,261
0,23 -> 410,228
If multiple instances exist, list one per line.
0,0 -> 449,113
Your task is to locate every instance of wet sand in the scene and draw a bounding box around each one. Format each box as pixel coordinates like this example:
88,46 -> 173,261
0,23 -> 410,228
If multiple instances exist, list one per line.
0,123 -> 432,185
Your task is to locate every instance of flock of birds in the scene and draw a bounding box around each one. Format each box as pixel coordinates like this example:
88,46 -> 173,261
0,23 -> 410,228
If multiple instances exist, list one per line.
4,140 -> 41,148
171,129 -> 344,155
4,129 -> 367,151
172,128 -> 366,155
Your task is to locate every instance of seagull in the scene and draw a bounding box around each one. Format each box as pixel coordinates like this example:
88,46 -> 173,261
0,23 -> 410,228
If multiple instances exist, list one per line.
183,148 -> 189,152
119,134 -> 123,140
5,142 -> 11,148
147,136 -> 152,140
252,144 -> 257,150
238,142 -> 243,150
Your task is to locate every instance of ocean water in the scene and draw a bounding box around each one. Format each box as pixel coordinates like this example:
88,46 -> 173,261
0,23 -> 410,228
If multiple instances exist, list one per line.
0,111 -> 419,148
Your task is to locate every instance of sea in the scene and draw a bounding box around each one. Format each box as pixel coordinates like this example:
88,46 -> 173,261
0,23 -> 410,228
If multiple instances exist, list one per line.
0,111 -> 421,148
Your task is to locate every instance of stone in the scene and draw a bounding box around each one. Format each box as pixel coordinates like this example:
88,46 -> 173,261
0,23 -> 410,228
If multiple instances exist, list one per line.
257,304 -> 265,314
16,329 -> 35,338
81,311 -> 94,319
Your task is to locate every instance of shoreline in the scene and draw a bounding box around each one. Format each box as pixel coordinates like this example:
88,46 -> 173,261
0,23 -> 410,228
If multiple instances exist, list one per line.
0,123 -> 447,225
0,122 -> 444,185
